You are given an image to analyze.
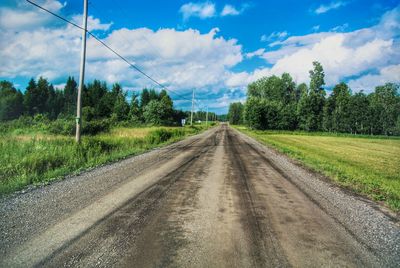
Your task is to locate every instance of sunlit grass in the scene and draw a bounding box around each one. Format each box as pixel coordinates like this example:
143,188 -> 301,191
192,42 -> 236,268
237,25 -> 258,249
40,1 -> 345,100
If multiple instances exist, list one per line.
235,126 -> 400,211
0,125 -> 210,195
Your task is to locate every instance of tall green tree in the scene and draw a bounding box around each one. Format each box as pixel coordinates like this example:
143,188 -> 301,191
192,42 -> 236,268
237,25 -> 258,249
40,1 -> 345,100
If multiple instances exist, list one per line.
369,83 -> 399,135
110,84 -> 129,121
129,92 -> 142,123
244,97 -> 280,130
228,102 -> 244,125
331,82 -> 351,132
46,85 -> 64,119
140,88 -> 151,108
23,77 -> 51,116
63,76 -> 77,115
0,81 -> 24,121
348,92 -> 370,134
298,61 -> 326,131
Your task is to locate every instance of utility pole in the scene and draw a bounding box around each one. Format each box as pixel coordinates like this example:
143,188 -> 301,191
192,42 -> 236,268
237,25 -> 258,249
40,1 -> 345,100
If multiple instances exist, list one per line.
206,106 -> 208,126
75,0 -> 88,143
190,88 -> 195,125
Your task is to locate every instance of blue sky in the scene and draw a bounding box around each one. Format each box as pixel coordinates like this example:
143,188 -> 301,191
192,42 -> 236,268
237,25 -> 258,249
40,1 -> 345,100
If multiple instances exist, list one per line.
0,0 -> 399,113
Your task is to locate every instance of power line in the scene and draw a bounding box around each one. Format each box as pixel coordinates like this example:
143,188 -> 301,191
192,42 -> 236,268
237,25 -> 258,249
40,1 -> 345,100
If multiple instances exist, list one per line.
87,1 -> 206,111
25,0 -> 194,103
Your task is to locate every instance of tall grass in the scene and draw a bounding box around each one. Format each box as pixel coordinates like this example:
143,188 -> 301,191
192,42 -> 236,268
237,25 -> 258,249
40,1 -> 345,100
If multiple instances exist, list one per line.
0,125 -> 208,194
235,126 -> 400,211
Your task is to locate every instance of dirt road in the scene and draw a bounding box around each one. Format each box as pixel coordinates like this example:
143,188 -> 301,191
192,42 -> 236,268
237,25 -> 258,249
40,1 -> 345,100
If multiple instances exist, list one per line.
1,124 -> 399,267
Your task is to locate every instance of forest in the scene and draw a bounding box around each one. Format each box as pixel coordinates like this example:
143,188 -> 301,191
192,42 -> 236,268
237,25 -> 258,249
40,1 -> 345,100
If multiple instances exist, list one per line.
0,77 -> 217,134
228,62 -> 400,136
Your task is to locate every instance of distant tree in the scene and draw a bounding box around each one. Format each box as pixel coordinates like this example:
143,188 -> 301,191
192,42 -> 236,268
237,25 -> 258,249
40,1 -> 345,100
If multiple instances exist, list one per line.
369,83 -> 399,135
108,83 -> 129,121
46,85 -> 64,119
36,77 -> 50,114
159,91 -> 174,121
143,90 -> 174,125
0,81 -> 24,121
23,77 -> 51,116
63,76 -> 77,115
149,89 -> 159,102
332,82 -> 351,132
245,73 -> 298,130
296,83 -> 308,102
86,80 -> 111,118
244,97 -> 280,130
348,91 -> 370,134
23,78 -> 37,115
128,92 -> 142,123
279,102 -> 298,130
228,102 -> 244,125
143,100 -> 165,125
281,72 -> 297,105
298,61 -> 326,131
140,88 -> 151,108
322,94 -> 335,132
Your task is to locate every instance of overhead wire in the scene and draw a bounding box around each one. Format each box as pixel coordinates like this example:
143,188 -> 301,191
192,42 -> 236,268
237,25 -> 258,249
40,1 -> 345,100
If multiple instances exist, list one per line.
89,0 -> 213,111
26,0 -> 194,104
106,0 -> 205,109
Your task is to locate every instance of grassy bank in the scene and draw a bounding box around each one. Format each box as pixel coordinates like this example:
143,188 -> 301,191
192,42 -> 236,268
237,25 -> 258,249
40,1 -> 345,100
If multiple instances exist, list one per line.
234,126 -> 400,211
0,124 -> 212,195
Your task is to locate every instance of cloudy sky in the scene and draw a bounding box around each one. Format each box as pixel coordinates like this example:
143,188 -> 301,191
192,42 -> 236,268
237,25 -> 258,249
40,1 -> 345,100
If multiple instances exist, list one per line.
0,0 -> 399,113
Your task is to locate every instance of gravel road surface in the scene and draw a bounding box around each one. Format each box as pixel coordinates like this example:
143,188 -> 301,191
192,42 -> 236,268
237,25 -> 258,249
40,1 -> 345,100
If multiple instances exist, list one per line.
1,124 -> 399,267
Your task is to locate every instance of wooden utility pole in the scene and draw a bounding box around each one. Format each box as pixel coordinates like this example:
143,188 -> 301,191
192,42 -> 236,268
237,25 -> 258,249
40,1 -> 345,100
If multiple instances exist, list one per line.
75,0 -> 88,142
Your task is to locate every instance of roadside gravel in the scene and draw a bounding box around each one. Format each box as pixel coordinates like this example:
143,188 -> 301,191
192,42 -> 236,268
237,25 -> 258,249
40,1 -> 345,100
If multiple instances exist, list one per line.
233,128 -> 400,267
0,128 -> 214,256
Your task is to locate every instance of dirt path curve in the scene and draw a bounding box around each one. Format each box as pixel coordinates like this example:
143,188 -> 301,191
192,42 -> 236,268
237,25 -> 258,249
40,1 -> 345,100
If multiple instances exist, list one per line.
1,124 -> 399,267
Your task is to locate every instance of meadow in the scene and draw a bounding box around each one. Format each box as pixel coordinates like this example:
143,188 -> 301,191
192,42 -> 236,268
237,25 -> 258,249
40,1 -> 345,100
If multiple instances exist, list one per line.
235,126 -> 400,211
0,123 -> 211,195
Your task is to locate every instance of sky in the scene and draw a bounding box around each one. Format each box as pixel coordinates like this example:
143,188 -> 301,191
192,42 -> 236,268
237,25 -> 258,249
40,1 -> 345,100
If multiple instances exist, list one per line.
0,0 -> 399,114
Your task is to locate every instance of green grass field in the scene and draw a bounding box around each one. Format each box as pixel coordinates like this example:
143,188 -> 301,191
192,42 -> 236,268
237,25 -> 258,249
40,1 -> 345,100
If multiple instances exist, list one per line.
235,126 -> 400,211
0,124 -> 211,195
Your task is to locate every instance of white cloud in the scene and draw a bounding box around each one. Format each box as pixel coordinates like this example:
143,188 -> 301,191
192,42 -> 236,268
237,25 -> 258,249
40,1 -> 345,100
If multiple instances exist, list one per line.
261,31 -> 288,42
312,25 -> 320,32
226,5 -> 400,92
221,4 -> 240,16
180,2 -> 249,20
314,1 -> 347,14
179,2 -> 216,20
1,0 -> 399,112
348,64 -> 400,93
220,4 -> 250,16
0,2 -> 243,93
212,93 -> 245,108
0,0 -> 65,30
245,48 -> 265,59
71,15 -> 113,32
330,23 -> 349,32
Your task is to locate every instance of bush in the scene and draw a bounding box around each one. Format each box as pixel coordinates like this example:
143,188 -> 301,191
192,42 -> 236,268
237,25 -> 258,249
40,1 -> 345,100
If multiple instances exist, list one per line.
146,129 -> 173,144
48,119 -> 75,135
82,119 -> 111,135
244,97 -> 281,130
47,118 -> 112,136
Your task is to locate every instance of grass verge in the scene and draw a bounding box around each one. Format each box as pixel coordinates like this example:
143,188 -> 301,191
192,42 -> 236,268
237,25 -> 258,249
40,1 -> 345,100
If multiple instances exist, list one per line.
0,125 -> 212,195
234,126 -> 400,212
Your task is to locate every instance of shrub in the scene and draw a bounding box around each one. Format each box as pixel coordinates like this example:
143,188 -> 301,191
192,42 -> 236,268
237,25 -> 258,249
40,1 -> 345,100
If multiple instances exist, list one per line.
146,129 -> 173,144
82,119 -> 111,135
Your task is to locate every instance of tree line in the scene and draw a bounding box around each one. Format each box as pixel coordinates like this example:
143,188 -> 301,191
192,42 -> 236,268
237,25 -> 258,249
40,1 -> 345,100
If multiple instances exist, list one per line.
228,62 -> 400,135
0,77 -> 216,126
